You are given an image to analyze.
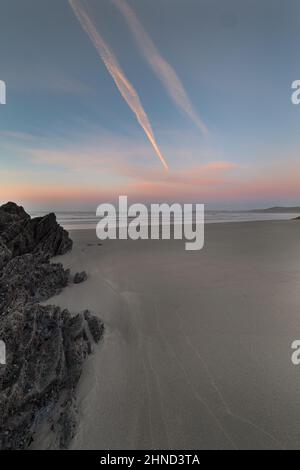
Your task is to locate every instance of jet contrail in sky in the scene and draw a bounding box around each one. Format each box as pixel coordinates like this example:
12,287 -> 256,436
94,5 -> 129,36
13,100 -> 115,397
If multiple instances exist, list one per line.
112,0 -> 208,136
69,0 -> 168,170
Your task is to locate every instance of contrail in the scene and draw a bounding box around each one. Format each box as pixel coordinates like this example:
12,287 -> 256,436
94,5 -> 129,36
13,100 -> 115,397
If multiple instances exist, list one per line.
69,0 -> 168,170
112,0 -> 208,136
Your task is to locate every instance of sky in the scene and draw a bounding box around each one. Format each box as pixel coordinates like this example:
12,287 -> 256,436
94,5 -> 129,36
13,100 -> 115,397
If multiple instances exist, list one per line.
0,0 -> 300,210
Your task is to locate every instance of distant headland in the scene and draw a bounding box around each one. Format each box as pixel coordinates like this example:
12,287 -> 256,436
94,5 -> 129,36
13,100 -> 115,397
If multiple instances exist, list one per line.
249,206 -> 300,214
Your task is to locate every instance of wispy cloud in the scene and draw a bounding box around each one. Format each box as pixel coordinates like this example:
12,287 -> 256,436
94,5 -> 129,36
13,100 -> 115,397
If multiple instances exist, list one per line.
5,129 -> 300,206
112,0 -> 208,135
4,66 -> 91,95
0,131 -> 36,141
69,0 -> 168,171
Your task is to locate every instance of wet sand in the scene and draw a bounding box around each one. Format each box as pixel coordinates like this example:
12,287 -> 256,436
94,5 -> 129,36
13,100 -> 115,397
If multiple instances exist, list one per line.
49,220 -> 300,449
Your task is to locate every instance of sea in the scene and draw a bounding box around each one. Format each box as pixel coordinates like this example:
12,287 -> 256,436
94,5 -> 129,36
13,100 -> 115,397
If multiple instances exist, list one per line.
28,210 -> 300,231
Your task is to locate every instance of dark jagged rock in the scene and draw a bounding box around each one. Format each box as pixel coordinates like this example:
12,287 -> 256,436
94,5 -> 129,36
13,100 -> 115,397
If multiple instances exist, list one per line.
0,202 -> 29,219
0,203 -> 72,258
73,271 -> 88,284
0,239 -> 11,270
0,202 -> 104,450
84,310 -> 104,343
31,213 -> 73,256
0,253 -> 69,310
0,305 -> 100,450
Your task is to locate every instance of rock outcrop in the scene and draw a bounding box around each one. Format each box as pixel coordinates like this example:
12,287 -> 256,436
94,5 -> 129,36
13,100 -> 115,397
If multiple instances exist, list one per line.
73,271 -> 88,284
0,203 -> 72,257
0,202 -> 103,450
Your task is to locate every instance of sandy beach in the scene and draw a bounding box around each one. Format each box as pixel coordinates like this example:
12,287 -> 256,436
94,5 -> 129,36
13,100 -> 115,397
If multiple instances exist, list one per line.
47,220 -> 300,450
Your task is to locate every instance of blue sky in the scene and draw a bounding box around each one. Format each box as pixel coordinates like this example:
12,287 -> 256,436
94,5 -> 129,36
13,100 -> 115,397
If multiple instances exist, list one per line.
0,0 -> 300,210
